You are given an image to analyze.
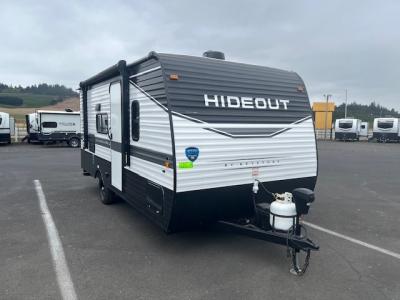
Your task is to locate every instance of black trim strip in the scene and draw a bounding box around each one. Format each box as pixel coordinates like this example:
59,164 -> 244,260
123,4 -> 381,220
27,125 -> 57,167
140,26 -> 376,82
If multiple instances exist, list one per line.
95,136 -> 111,148
130,145 -> 172,167
111,141 -> 122,152
93,136 -> 173,168
170,111 -> 312,139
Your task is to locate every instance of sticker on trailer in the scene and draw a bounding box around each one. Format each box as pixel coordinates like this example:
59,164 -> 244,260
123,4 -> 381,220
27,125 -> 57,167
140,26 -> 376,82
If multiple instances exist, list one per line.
185,147 -> 199,162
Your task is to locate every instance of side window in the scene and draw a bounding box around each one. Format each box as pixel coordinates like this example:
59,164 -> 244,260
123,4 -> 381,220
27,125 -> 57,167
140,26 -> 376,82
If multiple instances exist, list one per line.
96,113 -> 108,134
361,125 -> 366,129
0,117 -> 2,125
131,101 -> 140,141
42,122 -> 57,128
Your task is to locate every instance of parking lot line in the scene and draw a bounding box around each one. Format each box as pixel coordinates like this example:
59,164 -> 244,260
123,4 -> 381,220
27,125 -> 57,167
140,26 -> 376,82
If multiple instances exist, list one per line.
303,221 -> 400,260
33,180 -> 77,300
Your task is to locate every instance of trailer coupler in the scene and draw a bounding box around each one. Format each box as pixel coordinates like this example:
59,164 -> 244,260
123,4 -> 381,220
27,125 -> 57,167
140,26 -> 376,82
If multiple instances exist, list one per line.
216,220 -> 319,275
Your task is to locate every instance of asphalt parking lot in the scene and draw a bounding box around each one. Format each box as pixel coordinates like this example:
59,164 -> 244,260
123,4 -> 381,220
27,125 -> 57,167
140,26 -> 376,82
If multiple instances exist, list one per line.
1,141 -> 399,300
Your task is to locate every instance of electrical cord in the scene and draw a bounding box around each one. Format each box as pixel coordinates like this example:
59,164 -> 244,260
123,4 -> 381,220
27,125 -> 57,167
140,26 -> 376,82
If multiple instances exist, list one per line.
255,179 -> 275,199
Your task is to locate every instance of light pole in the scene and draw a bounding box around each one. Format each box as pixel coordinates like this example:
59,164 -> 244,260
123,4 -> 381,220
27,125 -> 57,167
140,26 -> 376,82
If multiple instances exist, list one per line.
324,94 -> 332,140
345,89 -> 348,118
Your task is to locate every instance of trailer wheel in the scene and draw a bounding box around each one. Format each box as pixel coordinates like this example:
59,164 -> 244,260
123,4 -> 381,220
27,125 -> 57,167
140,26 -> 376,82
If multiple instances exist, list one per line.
69,137 -> 80,148
97,174 -> 115,205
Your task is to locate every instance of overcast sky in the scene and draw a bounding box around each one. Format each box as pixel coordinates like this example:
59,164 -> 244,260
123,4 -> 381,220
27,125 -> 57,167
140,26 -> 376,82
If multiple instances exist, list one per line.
1,0 -> 399,109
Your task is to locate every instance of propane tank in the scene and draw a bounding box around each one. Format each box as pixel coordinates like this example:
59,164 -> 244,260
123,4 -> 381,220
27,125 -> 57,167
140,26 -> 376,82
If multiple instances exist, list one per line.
269,192 -> 297,231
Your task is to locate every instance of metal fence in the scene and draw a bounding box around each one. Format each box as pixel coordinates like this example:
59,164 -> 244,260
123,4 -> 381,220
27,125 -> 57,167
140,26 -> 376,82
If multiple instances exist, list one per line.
11,125 -> 27,142
315,129 -> 373,140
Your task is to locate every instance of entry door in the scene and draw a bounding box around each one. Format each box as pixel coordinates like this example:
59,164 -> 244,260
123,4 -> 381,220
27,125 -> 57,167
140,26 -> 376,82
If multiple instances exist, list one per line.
360,122 -> 368,136
110,82 -> 122,191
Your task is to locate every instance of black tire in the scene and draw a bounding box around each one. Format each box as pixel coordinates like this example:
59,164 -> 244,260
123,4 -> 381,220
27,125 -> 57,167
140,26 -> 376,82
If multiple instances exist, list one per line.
97,173 -> 115,205
69,137 -> 80,148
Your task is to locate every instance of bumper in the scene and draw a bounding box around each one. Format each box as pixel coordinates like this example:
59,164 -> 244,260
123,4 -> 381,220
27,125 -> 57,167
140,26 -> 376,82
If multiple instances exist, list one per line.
373,132 -> 399,141
335,132 -> 357,140
0,133 -> 11,143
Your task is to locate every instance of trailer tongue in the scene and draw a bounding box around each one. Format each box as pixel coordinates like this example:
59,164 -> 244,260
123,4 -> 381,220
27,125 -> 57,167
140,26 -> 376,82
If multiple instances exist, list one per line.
216,180 -> 319,275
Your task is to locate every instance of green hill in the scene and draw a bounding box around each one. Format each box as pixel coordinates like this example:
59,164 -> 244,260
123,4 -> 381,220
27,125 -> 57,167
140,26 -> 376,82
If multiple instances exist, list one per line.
0,83 -> 78,108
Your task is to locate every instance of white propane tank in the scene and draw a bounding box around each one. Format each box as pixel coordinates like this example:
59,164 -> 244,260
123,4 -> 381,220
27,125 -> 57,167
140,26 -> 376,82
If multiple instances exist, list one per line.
269,192 -> 297,231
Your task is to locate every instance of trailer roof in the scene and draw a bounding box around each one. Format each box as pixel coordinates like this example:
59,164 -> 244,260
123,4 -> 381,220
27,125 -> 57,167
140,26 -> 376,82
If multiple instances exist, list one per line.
37,110 -> 80,114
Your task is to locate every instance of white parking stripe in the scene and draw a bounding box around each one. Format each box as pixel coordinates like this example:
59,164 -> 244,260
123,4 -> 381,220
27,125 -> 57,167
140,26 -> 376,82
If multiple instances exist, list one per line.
34,180 -> 78,300
303,221 -> 400,260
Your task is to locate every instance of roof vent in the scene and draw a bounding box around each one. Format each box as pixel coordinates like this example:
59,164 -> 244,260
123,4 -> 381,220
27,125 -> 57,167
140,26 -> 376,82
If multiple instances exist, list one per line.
203,50 -> 225,60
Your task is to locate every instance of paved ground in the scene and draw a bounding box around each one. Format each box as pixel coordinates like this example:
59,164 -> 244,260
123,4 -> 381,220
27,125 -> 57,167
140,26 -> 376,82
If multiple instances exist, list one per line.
0,141 -> 399,300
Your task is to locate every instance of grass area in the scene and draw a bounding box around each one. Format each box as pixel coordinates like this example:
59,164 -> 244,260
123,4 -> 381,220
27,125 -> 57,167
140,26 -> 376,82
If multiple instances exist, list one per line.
0,96 -> 79,124
0,92 -> 60,107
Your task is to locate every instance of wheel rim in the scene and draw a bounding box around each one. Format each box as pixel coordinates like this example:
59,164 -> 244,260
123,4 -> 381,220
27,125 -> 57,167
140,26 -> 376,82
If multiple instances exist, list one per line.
99,179 -> 105,200
71,139 -> 79,147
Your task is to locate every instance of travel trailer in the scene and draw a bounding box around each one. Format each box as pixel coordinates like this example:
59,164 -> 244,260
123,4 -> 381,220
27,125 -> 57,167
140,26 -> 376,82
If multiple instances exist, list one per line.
0,111 -> 13,144
37,110 -> 81,147
25,112 -> 40,143
372,118 -> 400,142
79,51 -> 319,274
334,118 -> 368,141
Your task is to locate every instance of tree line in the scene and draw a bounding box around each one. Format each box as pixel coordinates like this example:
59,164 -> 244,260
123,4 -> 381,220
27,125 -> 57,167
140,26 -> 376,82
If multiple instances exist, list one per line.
0,83 -> 78,97
333,101 -> 400,124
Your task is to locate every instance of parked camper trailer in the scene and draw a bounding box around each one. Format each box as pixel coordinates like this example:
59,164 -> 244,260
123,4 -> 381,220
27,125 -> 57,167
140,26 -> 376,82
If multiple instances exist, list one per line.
80,51 -> 319,274
37,110 -> 81,147
373,118 -> 400,142
25,112 -> 40,143
334,118 -> 364,141
0,112 -> 12,144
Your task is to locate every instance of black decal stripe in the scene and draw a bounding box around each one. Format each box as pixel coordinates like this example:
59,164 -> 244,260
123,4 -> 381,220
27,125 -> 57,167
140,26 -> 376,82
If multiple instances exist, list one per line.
93,136 -> 172,168
130,145 -> 172,167
171,111 -> 311,138
111,141 -> 122,152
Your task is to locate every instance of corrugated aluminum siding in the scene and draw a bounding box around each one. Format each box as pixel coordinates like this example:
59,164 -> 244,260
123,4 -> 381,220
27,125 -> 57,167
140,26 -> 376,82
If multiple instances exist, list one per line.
87,78 -> 118,161
158,53 -> 310,126
156,53 -> 317,193
126,60 -> 173,190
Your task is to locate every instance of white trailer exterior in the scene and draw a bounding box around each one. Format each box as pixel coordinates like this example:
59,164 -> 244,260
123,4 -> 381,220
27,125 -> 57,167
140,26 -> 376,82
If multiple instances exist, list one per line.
373,118 -> 400,142
334,118 -> 362,141
37,110 -> 81,147
78,51 -> 321,274
0,111 -> 12,144
79,52 -> 318,233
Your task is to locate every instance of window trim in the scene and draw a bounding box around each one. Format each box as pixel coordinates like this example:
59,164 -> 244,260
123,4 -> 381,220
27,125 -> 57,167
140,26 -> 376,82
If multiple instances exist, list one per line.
131,100 -> 140,141
338,121 -> 353,129
96,113 -> 109,134
42,121 -> 58,128
377,121 -> 394,129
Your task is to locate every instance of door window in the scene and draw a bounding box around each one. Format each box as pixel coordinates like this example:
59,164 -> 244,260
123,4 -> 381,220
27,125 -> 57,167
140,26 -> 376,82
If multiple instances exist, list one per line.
42,122 -> 57,128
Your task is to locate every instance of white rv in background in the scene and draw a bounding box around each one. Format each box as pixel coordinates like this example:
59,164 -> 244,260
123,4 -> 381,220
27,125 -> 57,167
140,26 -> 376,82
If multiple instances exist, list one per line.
37,110 -> 81,147
0,111 -> 13,144
373,118 -> 400,142
25,112 -> 40,143
334,118 -> 367,141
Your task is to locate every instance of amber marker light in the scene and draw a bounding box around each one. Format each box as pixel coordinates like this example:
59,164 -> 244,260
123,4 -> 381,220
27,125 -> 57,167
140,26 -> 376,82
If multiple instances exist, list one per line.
163,161 -> 172,168
169,74 -> 179,80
